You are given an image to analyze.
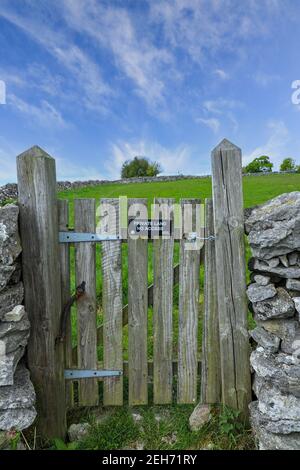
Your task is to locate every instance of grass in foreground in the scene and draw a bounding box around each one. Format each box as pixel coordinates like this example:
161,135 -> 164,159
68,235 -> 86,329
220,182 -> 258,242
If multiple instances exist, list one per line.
51,404 -> 254,451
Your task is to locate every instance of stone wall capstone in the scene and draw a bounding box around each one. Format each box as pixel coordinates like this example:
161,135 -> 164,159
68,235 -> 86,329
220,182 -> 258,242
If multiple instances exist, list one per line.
0,204 -> 36,433
246,192 -> 300,450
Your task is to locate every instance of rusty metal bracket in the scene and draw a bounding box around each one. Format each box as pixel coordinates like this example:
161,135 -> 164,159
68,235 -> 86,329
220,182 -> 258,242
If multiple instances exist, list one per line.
56,281 -> 86,344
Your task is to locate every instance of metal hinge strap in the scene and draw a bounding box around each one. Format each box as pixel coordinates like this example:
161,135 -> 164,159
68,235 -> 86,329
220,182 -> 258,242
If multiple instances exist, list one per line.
64,369 -> 122,379
59,232 -> 120,243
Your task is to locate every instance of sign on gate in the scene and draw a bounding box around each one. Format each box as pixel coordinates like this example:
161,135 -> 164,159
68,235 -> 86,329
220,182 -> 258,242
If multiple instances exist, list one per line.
128,218 -> 172,237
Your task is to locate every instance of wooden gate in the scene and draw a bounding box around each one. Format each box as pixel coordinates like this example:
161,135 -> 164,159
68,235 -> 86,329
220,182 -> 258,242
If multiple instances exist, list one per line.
58,196 -> 203,408
17,139 -> 251,439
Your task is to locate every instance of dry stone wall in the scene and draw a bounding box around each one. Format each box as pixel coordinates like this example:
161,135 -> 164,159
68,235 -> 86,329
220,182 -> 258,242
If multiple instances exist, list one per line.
246,192 -> 300,450
0,204 -> 36,432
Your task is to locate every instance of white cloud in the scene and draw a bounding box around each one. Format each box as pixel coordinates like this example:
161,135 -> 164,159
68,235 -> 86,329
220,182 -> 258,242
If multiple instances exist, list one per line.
254,71 -> 281,87
0,137 -> 24,184
0,151 -> 17,184
0,0 -> 176,114
214,69 -> 230,80
198,99 -> 242,133
0,138 -> 104,184
0,70 -> 25,88
106,140 -> 192,178
0,64 -> 63,97
0,1 -> 111,113
25,64 -> 65,97
244,120 -> 290,169
203,99 -> 243,115
9,94 -> 69,129
59,0 -> 173,110
149,0 -> 286,64
196,117 -> 220,134
55,157 -> 105,182
0,0 -> 292,120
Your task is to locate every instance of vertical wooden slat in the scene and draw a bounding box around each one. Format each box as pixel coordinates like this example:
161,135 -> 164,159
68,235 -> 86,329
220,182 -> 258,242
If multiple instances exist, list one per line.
153,198 -> 174,404
100,198 -> 123,405
177,199 -> 201,404
211,139 -> 251,418
92,263 -> 180,351
17,146 -> 66,439
201,199 -> 221,404
74,199 -> 98,406
58,200 -> 74,408
128,198 -> 148,405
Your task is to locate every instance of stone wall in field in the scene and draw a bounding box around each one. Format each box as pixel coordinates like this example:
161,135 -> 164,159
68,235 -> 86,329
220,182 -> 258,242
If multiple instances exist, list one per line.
2,177 -> 202,204
246,192 -> 300,450
0,204 -> 36,433
0,170 -> 297,205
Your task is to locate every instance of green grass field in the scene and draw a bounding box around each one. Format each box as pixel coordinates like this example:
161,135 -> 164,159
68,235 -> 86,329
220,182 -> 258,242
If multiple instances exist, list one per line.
46,173 -> 300,450
58,172 -> 300,208
58,172 -> 300,362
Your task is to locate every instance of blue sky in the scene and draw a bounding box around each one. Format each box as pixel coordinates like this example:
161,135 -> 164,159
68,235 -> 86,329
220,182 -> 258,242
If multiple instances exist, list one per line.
0,0 -> 300,184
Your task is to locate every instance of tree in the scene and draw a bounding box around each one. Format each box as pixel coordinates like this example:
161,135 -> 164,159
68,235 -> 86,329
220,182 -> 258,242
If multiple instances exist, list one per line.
121,156 -> 162,178
244,156 -> 273,173
280,158 -> 296,172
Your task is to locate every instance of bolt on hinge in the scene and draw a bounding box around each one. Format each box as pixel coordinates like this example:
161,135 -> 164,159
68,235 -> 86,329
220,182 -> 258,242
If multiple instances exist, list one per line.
64,369 -> 123,379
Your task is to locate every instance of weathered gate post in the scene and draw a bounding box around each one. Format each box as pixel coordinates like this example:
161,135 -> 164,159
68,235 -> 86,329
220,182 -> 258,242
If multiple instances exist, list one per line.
211,139 -> 251,418
17,146 -> 66,439
201,198 -> 221,405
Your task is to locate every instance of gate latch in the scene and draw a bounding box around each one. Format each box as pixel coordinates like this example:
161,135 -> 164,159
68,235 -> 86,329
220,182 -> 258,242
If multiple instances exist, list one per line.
186,232 -> 215,242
